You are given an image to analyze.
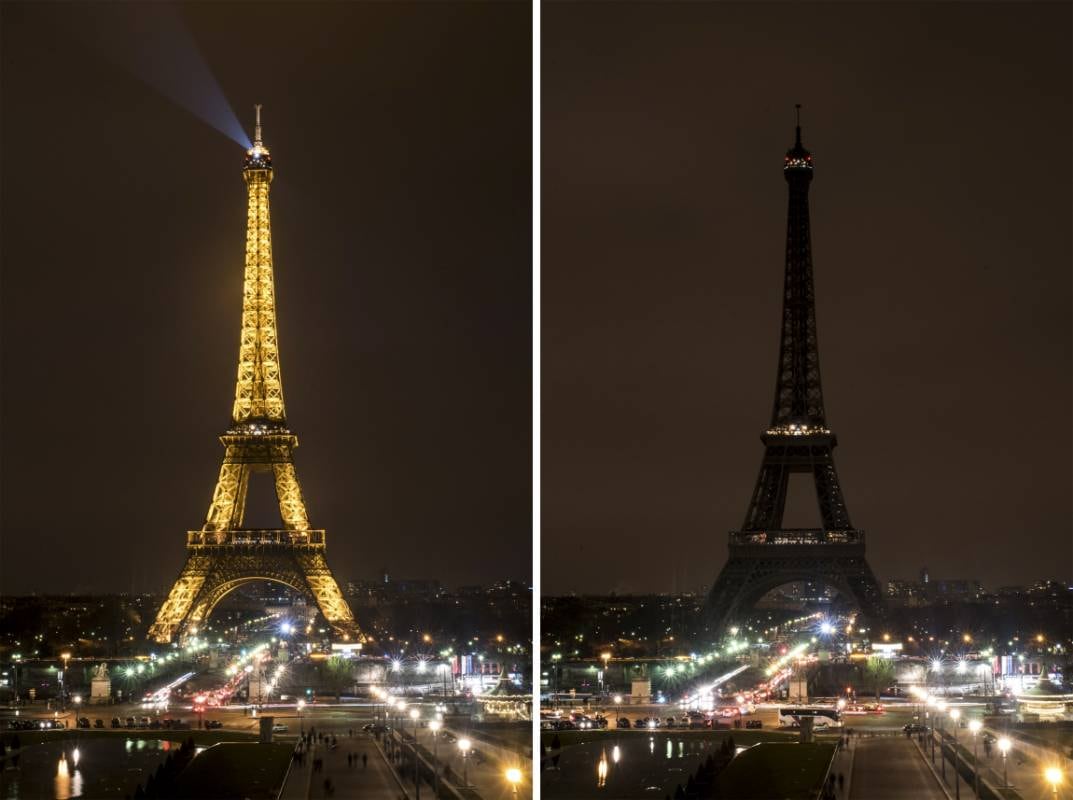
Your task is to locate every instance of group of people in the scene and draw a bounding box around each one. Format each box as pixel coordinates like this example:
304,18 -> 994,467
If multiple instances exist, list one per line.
290,724 -> 371,798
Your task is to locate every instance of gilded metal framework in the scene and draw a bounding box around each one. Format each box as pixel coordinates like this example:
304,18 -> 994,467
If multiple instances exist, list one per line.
150,109 -> 362,644
704,121 -> 884,635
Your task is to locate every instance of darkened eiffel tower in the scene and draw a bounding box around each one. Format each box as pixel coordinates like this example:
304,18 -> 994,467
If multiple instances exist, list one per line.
705,112 -> 885,634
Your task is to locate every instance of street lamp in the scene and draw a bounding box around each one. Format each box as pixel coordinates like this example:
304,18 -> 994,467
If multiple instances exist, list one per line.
1045,767 -> 1063,799
506,767 -> 522,798
949,709 -> 961,800
997,737 -> 1010,790
409,708 -> 421,800
429,719 -> 441,797
968,720 -> 981,797
297,699 -> 305,735
60,653 -> 71,710
457,738 -> 471,789
937,700 -> 947,781
72,695 -> 82,728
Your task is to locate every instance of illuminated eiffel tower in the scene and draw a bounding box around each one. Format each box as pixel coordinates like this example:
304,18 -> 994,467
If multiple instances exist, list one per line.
704,113 -> 885,635
150,108 -> 362,644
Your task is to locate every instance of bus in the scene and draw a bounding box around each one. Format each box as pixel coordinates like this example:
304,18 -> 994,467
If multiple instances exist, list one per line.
777,707 -> 842,729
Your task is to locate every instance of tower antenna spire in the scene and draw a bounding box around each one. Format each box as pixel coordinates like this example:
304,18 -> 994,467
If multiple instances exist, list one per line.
254,104 -> 263,147
794,103 -> 802,147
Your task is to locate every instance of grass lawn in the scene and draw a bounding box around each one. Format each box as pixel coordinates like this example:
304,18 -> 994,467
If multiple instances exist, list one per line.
172,742 -> 294,800
717,742 -> 835,800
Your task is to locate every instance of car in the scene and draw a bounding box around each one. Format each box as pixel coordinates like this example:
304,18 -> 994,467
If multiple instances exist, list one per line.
94,719 -> 105,729
77,717 -> 90,729
665,717 -> 677,728
617,717 -> 631,729
149,720 -> 162,730
125,717 -> 136,728
272,723 -> 288,732
903,723 -> 928,734
633,718 -> 647,729
111,718 -> 122,729
982,732 -> 997,745
745,720 -> 763,729
204,720 -> 223,729
138,717 -> 151,728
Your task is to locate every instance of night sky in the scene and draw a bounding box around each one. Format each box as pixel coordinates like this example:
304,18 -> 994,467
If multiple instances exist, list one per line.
542,2 -> 1072,594
0,2 -> 531,594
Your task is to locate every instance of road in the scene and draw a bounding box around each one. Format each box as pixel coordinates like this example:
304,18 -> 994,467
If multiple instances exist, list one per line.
849,736 -> 946,800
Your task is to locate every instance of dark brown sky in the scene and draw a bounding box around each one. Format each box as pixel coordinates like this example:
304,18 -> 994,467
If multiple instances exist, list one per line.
0,2 -> 531,594
542,2 -> 1072,594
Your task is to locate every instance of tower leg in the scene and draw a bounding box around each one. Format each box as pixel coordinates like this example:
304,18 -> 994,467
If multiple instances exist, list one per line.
148,553 -> 213,643
297,551 -> 362,640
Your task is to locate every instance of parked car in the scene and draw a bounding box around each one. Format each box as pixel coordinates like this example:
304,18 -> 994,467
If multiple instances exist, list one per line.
111,717 -> 122,729
205,720 -> 223,729
617,717 -> 631,729
665,717 -> 677,728
76,718 -> 90,729
903,723 -> 928,734
94,719 -> 105,729
125,717 -> 136,728
745,720 -> 763,729
272,723 -> 288,732
633,718 -> 647,729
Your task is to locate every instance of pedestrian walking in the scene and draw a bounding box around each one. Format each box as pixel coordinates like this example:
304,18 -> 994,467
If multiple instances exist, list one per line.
363,753 -> 368,769
838,773 -> 844,792
347,753 -> 352,768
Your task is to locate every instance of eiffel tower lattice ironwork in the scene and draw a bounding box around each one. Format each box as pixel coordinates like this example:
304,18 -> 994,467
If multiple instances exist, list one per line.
149,108 -> 362,644
705,115 -> 885,634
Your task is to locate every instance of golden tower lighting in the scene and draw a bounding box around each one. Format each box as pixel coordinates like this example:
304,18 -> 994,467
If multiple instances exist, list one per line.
149,106 -> 362,644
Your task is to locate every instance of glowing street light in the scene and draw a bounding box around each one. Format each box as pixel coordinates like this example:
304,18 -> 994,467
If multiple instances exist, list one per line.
968,720 -> 982,797
998,737 -> 1011,789
428,719 -> 442,796
506,767 -> 522,797
949,709 -> 961,800
1045,767 -> 1063,798
408,708 -> 421,799
458,738 -> 472,788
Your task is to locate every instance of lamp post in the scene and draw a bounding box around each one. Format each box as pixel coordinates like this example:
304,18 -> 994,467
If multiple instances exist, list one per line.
949,709 -> 961,800
968,720 -> 981,797
506,767 -> 522,798
429,720 -> 441,797
937,701 -> 947,782
60,653 -> 71,711
997,737 -> 1010,790
458,738 -> 471,789
1045,767 -> 1063,799
409,708 -> 421,800
72,695 -> 82,729
297,699 -> 305,735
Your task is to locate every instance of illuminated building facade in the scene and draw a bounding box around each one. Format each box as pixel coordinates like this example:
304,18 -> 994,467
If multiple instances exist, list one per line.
149,107 -> 361,644
705,113 -> 885,634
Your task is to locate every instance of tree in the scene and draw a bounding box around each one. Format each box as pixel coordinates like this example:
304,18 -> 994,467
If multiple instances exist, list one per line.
321,656 -> 353,701
862,656 -> 895,699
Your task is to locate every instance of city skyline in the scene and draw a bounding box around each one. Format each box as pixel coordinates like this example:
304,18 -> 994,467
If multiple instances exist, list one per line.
542,2 -> 1071,594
